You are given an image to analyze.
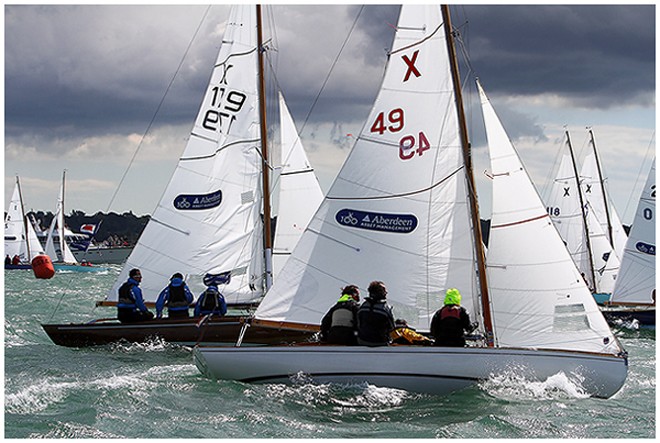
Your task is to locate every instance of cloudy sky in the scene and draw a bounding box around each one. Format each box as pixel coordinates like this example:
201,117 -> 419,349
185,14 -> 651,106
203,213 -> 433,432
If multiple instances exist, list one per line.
4,4 -> 655,225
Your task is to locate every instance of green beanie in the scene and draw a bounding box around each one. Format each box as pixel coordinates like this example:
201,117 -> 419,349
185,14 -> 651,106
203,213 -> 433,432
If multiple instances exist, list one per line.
444,288 -> 461,305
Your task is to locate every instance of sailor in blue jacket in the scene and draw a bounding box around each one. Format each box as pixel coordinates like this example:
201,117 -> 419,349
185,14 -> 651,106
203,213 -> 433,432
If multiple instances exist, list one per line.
155,272 -> 194,319
117,268 -> 154,323
194,284 -> 228,317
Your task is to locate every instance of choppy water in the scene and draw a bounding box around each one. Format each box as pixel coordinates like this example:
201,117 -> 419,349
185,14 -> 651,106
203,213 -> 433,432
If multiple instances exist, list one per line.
4,268 -> 656,438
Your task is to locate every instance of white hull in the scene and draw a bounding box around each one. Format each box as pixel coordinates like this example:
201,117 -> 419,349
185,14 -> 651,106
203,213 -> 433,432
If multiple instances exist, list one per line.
72,246 -> 132,264
193,345 -> 627,398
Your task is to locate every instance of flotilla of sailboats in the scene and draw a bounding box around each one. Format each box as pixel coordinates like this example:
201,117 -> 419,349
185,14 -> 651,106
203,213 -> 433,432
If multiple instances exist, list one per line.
25,4 -> 654,398
192,4 -> 628,399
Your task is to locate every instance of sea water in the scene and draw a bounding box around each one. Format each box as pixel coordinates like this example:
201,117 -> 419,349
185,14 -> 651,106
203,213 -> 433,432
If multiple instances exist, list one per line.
4,267 -> 656,438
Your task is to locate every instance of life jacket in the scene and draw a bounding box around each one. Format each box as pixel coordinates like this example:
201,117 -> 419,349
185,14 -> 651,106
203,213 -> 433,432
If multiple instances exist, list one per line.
167,283 -> 188,308
330,303 -> 356,329
357,298 -> 394,344
440,305 -> 461,320
118,281 -> 136,305
199,288 -> 221,312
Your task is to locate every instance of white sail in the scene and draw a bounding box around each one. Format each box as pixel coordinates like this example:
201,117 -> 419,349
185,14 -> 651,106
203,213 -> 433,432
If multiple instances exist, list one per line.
581,146 -> 628,259
4,178 -> 44,262
479,81 -> 619,354
108,5 -> 266,305
272,92 -> 324,277
44,172 -> 78,264
546,153 -> 593,287
255,5 -> 479,332
585,204 -> 619,294
611,158 -> 656,305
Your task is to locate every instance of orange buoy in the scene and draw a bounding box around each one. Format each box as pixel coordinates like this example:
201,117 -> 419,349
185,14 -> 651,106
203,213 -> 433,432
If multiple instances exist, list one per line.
32,254 -> 55,279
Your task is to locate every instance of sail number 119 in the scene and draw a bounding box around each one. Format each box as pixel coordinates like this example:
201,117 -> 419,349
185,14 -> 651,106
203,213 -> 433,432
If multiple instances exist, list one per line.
201,87 -> 247,134
370,108 -> 430,160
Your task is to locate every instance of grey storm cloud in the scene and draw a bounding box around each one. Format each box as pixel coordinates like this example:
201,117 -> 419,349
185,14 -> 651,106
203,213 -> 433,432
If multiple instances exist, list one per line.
5,4 -> 655,148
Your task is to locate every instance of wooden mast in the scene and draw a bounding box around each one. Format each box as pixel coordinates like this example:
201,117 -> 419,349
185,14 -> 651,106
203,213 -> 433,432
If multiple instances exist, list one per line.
565,130 -> 597,290
256,5 -> 273,291
442,5 -> 494,346
588,128 -> 614,247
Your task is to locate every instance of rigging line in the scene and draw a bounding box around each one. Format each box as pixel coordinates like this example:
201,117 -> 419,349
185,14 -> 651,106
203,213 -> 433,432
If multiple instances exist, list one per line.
103,5 -> 212,214
298,5 -> 364,136
263,5 -> 364,192
326,166 -> 463,201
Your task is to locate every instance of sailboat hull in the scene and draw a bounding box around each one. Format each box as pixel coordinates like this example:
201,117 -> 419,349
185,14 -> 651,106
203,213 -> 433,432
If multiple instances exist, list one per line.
53,263 -> 108,273
601,306 -> 655,327
193,345 -> 628,399
42,317 -> 315,348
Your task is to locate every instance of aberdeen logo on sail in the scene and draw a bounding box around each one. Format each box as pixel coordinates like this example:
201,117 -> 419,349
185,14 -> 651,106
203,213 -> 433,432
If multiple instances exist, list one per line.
636,241 -> 656,256
335,209 -> 418,234
173,190 -> 223,210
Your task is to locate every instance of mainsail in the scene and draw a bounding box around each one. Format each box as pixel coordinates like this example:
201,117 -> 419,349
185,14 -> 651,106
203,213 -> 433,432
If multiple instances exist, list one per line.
106,6 -> 321,305
254,4 -> 480,332
610,158 -> 656,305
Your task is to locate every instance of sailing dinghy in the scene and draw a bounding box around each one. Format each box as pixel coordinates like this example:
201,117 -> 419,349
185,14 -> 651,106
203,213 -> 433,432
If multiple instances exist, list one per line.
4,176 -> 46,270
43,171 -> 107,273
193,5 -> 627,398
42,5 -> 322,347
602,158 -> 656,327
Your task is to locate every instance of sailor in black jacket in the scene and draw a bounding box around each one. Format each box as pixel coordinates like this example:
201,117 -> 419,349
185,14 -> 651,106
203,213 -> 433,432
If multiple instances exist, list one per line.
357,281 -> 395,346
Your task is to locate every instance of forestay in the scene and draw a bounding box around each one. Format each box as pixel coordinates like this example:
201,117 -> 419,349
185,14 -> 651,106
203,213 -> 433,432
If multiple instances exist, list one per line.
255,5 -> 480,332
479,81 -> 620,354
109,5 -> 265,304
611,158 -> 656,305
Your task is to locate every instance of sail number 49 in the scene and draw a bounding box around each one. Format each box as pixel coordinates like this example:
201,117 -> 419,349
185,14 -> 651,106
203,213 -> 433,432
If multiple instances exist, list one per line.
370,108 -> 430,160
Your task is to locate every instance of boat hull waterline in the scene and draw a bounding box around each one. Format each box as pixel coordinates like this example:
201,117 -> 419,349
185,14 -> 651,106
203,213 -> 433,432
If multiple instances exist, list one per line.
42,317 -> 314,348
193,345 -> 628,399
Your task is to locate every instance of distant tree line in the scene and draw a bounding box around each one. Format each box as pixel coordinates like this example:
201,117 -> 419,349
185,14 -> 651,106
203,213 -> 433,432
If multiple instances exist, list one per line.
28,210 -> 150,246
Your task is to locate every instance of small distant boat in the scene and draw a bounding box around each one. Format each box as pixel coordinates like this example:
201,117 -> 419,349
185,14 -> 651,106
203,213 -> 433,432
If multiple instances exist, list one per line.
43,171 -> 107,273
4,176 -> 47,270
602,158 -> 656,327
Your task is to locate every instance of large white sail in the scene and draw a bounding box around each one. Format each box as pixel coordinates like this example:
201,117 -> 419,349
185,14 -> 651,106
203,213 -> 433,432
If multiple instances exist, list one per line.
479,81 -> 619,354
272,92 -> 324,277
4,178 -> 44,262
44,172 -> 78,264
255,5 -> 479,332
109,5 -> 265,304
611,158 -> 656,305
